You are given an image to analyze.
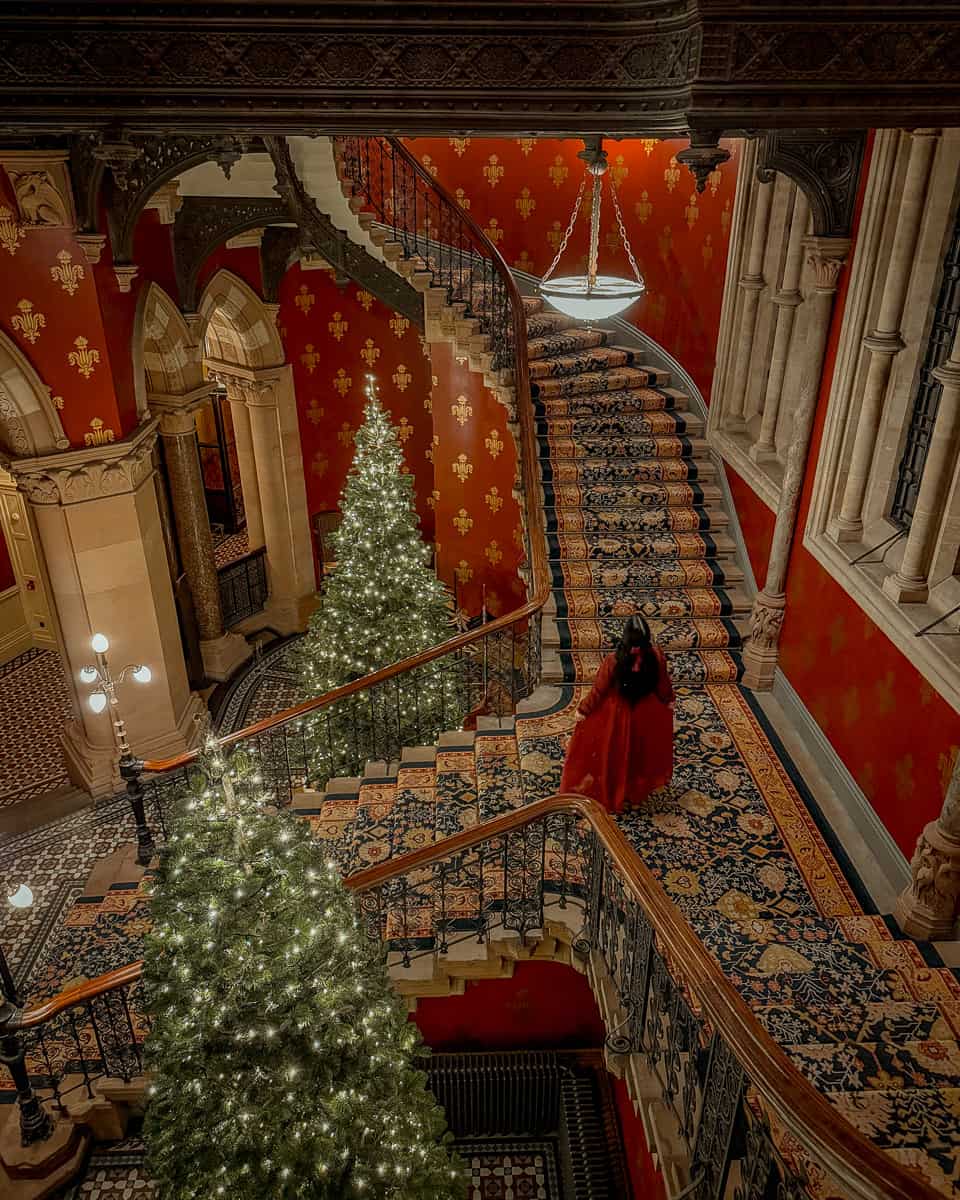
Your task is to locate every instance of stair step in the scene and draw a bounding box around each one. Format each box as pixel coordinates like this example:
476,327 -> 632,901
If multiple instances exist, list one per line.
543,615 -> 745,653
538,412 -> 704,439
784,1039 -> 960,1092
535,386 -> 682,416
528,346 -> 638,380
349,774 -> 398,870
475,731 -> 525,821
527,328 -> 608,360
551,557 -> 741,591
541,457 -> 714,487
545,489 -> 723,522
549,585 -> 751,620
531,365 -> 670,400
542,434 -> 704,460
546,522 -> 728,559
755,999 -> 960,1046
540,647 -> 741,686
542,466 -> 721,507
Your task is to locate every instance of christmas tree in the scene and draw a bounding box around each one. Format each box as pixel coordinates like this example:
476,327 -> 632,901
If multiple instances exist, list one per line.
294,378 -> 462,780
144,744 -> 464,1199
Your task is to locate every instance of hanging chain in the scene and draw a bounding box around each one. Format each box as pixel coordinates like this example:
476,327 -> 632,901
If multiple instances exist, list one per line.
541,175 -> 587,283
609,173 -> 644,285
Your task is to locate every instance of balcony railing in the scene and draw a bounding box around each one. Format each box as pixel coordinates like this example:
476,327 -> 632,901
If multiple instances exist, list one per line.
217,545 -> 268,628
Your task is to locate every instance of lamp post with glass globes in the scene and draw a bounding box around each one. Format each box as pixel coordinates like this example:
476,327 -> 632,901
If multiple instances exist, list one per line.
0,878 -> 55,1144
79,633 -> 157,866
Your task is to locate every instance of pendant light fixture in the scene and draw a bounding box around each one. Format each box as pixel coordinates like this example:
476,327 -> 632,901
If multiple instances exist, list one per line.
539,137 -> 646,321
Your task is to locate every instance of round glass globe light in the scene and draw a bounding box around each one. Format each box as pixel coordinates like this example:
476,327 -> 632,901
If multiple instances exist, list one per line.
91,632 -> 109,654
89,690 -> 108,714
7,883 -> 33,909
79,666 -> 98,684
539,274 -> 646,321
132,664 -> 152,684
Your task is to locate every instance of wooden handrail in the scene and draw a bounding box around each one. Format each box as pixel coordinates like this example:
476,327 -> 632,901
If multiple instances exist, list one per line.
143,135 -> 547,774
17,794 -> 936,1200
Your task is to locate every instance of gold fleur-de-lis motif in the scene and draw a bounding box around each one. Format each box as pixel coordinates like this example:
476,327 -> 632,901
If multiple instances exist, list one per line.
390,314 -> 410,339
84,417 -> 115,447
514,250 -> 533,271
485,540 -> 503,566
449,137 -> 471,157
641,139 -> 658,156
708,167 -> 723,196
454,559 -> 473,583
516,138 -> 536,157
360,338 -> 380,368
421,155 -> 438,178
454,187 -> 471,210
485,429 -> 504,459
396,416 -> 413,443
702,234 -> 714,270
392,363 -> 412,392
311,452 -> 329,478
427,489 -> 440,510
0,205 -> 24,256
604,229 -> 619,254
484,217 -> 504,245
423,392 -> 433,414
452,453 -> 473,483
68,336 -> 100,379
327,311 -> 347,341
301,344 -> 319,373
658,226 -> 673,260
307,398 -> 324,426
337,421 -> 354,447
634,190 -> 653,225
295,284 -> 315,316
356,288 -> 373,311
451,394 -> 472,426
721,199 -> 732,237
453,508 -> 473,536
333,367 -> 351,396
515,187 -> 536,221
610,154 -> 629,188
426,435 -> 439,463
547,221 -> 563,252
51,394 -> 64,410
684,192 -> 700,231
483,154 -> 504,188
664,156 -> 681,193
485,486 -> 503,514
11,299 -> 45,344
548,155 -> 568,189
50,248 -> 84,296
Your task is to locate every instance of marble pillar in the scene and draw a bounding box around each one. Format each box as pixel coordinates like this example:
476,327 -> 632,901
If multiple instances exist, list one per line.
895,753 -> 960,940
749,189 -> 809,464
882,338 -> 960,603
9,421 -> 205,797
157,406 -> 250,681
742,238 -> 849,691
227,392 -> 265,551
832,130 -> 940,543
725,178 -> 774,431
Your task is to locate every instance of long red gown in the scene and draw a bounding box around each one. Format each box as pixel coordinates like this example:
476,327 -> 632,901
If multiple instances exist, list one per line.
560,648 -> 674,814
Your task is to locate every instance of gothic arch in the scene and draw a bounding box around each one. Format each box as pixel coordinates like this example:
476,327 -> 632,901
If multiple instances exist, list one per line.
134,282 -> 204,412
0,330 -> 70,458
198,268 -> 284,372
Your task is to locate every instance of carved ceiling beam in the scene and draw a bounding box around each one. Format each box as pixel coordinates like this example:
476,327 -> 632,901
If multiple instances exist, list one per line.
265,135 -> 423,329
756,131 -> 867,239
173,197 -> 291,312
260,227 -> 303,305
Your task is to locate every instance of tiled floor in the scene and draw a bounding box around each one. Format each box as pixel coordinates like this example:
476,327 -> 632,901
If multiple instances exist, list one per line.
0,648 -> 73,808
212,528 -> 250,569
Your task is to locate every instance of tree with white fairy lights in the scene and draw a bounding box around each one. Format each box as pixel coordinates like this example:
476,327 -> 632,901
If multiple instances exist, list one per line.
144,743 -> 463,1199
293,376 -> 461,781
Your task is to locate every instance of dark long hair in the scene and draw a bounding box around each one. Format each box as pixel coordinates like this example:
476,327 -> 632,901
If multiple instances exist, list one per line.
613,615 -> 659,702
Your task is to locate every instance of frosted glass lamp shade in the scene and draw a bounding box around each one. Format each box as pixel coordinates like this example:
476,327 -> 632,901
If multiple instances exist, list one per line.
91,633 -> 109,654
132,665 -> 152,684
89,690 -> 108,714
539,274 -> 645,321
7,883 -> 34,908
79,666 -> 98,684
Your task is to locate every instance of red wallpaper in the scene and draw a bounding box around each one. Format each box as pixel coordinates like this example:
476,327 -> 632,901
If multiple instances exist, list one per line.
429,340 -> 526,618
405,136 -> 738,401
278,262 -> 436,579
726,133 -> 960,858
196,242 -> 263,300
613,1077 -> 666,1200
0,172 -> 125,450
0,524 -> 15,592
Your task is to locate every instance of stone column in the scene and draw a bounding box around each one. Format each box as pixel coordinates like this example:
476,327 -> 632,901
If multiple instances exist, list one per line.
882,336 -> 960,603
242,366 -> 316,634
831,130 -> 940,543
725,178 -> 774,431
742,238 -> 849,691
156,406 -> 251,681
895,753 -> 960,940
749,189 -> 809,463
226,391 -> 265,551
10,421 -> 205,797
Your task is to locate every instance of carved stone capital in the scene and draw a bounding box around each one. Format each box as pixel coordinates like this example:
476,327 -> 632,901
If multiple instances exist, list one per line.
75,234 -> 106,264
114,263 -> 139,292
740,590 -> 786,692
0,150 -> 75,229
151,385 -> 219,434
10,419 -> 159,506
895,821 -> 960,941
803,236 -> 850,293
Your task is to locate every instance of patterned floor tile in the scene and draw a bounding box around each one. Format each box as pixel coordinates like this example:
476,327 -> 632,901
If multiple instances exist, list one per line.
0,648 -> 73,807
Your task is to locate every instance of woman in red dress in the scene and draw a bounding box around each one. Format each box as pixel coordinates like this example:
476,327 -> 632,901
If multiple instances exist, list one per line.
560,615 -> 675,814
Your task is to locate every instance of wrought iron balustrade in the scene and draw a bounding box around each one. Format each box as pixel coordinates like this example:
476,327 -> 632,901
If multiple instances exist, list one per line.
217,545 -> 268,628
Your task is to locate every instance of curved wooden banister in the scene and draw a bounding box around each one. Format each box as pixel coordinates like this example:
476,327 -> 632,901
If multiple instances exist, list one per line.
19,794 -> 937,1200
143,134 -> 546,775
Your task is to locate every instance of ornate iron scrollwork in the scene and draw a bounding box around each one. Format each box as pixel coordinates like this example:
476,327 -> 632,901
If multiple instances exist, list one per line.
756,131 -> 867,238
